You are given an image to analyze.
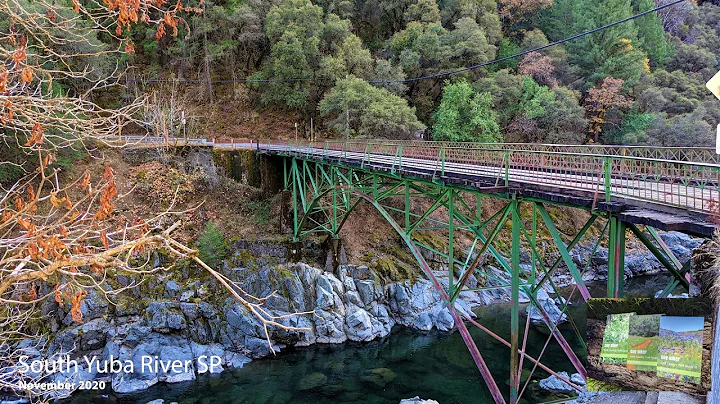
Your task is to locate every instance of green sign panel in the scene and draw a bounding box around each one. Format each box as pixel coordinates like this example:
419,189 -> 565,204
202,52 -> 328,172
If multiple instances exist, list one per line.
600,312 -> 634,364
627,314 -> 661,371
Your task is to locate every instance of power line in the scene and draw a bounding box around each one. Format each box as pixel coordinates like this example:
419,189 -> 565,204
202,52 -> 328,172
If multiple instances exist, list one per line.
132,0 -> 685,85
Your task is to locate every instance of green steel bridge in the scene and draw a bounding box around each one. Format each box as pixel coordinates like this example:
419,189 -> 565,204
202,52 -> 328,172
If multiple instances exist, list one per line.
255,139 -> 718,404
118,136 -> 719,403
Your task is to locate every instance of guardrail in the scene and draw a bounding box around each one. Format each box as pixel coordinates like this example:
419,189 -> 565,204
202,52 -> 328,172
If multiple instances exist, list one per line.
261,140 -> 720,215
101,136 -> 720,214
265,139 -> 720,164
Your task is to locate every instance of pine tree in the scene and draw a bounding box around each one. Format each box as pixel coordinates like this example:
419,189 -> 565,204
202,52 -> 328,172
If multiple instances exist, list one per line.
566,0 -> 648,87
633,0 -> 671,69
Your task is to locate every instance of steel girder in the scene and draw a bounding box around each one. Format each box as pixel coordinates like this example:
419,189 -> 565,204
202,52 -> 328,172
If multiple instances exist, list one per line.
282,156 -> 691,403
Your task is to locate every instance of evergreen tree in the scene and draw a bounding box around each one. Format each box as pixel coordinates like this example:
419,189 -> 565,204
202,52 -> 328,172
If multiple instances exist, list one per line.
633,0 -> 671,68
566,0 -> 648,86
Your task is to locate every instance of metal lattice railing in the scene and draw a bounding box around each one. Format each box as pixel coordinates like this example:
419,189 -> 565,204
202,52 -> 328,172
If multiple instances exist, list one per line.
269,139 -> 720,164
263,140 -> 720,215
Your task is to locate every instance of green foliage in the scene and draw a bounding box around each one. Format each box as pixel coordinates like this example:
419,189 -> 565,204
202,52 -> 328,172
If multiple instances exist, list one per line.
629,314 -> 660,338
633,0 -> 671,68
491,38 -> 521,71
431,80 -> 500,142
196,222 -> 227,270
319,76 -> 424,138
566,0 -> 648,86
537,87 -> 587,144
645,107 -> 714,147
252,0 -> 372,112
607,112 -> 656,144
439,0 -> 502,45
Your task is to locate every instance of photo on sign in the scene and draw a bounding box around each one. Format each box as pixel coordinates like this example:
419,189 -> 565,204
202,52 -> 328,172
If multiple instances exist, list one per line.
657,316 -> 704,384
626,314 -> 660,371
600,312 -> 634,364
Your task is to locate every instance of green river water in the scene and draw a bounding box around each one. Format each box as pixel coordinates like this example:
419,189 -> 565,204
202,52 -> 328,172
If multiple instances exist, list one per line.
67,274 -> 673,404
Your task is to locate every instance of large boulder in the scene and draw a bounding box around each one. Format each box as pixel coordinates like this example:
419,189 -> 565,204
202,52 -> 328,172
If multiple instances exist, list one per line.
538,371 -> 584,394
525,289 -> 567,326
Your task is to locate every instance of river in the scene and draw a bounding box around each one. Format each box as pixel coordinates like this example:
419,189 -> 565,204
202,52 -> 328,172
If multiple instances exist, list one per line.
66,274 -> 673,404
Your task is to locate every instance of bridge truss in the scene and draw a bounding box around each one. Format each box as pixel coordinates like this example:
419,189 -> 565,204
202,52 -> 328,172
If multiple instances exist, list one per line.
274,145 -> 698,403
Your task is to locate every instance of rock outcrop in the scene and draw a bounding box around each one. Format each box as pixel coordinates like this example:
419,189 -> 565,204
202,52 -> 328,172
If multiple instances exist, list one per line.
559,231 -> 702,286
19,262 -> 525,396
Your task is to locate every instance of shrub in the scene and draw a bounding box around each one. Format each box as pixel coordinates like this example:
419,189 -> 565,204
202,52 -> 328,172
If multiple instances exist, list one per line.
197,222 -> 227,269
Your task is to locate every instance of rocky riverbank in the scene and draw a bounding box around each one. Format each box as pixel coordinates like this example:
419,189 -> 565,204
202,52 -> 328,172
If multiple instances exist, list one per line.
554,231 -> 702,287
4,230 -> 702,401
7,260 -> 525,400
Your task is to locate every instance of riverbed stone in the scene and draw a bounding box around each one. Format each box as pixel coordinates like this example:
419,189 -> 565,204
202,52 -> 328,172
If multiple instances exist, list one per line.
297,372 -> 327,391
525,289 -> 567,326
539,371 -> 580,394
399,398 -> 439,404
345,306 -> 374,341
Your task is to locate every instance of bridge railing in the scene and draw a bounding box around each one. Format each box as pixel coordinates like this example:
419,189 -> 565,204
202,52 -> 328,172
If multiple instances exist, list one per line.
273,139 -> 720,164
264,140 -> 720,215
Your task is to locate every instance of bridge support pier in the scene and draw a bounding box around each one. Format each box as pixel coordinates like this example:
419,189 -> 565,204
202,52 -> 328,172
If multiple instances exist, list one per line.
607,217 -> 626,298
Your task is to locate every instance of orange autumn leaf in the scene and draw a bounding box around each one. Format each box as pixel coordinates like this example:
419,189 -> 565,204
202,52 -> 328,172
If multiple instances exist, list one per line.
25,123 -> 43,146
24,285 -> 37,302
102,166 -> 115,181
11,47 -> 26,64
50,192 -> 63,208
124,42 -> 135,55
1,209 -> 12,223
20,67 -> 33,84
100,230 -> 109,250
91,263 -> 103,274
70,290 -> 87,323
80,171 -> 91,190
59,225 -> 68,238
16,216 -> 32,231
54,284 -> 64,305
26,242 -> 39,259
46,7 -> 57,21
26,184 -> 35,202
156,22 -> 166,39
0,66 -> 7,93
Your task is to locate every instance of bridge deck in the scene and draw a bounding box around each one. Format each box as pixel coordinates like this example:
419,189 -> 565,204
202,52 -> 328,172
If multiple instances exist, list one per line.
261,144 -> 719,237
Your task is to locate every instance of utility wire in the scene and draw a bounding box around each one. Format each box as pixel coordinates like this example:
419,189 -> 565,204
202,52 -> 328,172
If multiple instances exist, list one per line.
132,0 -> 685,85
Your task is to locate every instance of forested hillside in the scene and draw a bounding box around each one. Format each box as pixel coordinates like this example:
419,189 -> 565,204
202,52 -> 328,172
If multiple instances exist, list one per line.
116,0 -> 720,146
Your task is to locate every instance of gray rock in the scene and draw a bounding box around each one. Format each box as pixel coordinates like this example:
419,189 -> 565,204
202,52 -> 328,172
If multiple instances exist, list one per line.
656,392 -> 704,404
413,312 -> 433,331
223,351 -> 251,369
526,289 -> 567,326
145,400 -> 164,404
345,306 -> 374,342
316,275 -> 342,310
399,397 -> 439,404
164,281 -> 180,297
356,280 -> 378,306
314,309 -> 347,344
146,302 -> 186,333
539,371 -> 580,394
244,336 -> 280,358
571,373 -> 586,386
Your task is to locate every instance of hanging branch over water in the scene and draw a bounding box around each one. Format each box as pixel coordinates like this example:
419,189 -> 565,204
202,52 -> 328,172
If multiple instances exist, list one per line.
0,1 -> 310,401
